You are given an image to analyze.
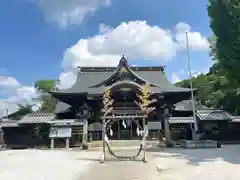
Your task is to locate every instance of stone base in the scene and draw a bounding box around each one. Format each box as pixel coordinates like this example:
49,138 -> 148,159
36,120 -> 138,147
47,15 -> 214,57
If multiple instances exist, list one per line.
82,143 -> 89,150
0,139 -> 6,150
180,140 -> 219,149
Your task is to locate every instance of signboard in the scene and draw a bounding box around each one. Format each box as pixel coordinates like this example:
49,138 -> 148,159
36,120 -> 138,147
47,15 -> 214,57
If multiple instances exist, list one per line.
57,127 -> 72,138
49,127 -> 58,138
49,127 -> 72,138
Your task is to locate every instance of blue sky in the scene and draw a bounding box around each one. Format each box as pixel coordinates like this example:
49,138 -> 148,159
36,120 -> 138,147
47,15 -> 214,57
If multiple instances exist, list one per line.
0,0 -> 212,115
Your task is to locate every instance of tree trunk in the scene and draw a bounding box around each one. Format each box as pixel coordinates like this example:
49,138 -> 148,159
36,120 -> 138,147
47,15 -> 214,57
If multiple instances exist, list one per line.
101,120 -> 106,163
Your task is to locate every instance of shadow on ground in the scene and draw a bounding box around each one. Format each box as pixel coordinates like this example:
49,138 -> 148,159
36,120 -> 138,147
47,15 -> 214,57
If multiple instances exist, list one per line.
147,145 -> 240,165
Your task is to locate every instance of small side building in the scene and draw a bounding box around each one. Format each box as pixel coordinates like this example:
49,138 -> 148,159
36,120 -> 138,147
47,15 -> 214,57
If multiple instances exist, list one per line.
171,100 -> 240,142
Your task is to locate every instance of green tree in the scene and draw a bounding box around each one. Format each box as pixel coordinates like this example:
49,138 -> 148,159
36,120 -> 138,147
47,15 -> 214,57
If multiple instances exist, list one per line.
176,71 -> 240,115
4,104 -> 33,120
34,80 -> 58,113
208,0 -> 240,86
205,0 -> 240,115
35,80 -> 56,92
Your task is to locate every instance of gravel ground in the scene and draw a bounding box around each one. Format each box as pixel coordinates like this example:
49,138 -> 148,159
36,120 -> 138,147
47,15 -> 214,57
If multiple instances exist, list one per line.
0,149 -> 99,180
0,145 -> 240,180
153,145 -> 240,180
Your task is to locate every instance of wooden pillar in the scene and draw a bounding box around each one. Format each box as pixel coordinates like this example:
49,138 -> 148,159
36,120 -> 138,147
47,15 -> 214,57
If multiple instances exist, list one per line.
82,119 -> 88,144
130,120 -> 133,139
50,138 -> 55,149
143,117 -> 148,163
156,108 -> 163,141
65,138 -> 70,149
100,120 -> 106,163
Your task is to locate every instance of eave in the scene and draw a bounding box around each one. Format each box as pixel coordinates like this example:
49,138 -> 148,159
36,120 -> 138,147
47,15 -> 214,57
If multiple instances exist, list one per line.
49,91 -> 87,104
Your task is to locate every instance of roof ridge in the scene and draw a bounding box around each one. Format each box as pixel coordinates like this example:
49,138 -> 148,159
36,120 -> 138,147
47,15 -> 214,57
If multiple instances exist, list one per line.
79,66 -> 165,72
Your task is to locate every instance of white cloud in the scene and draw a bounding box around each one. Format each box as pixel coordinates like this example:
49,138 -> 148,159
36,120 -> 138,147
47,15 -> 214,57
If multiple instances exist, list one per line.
0,76 -> 38,117
0,76 -> 20,88
175,22 -> 209,51
58,71 -> 77,89
171,73 -> 181,83
62,21 -> 209,70
34,0 -> 111,28
0,72 -> 77,117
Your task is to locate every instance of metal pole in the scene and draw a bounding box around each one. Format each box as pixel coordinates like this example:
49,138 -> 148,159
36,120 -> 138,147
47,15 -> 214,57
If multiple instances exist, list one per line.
5,108 -> 8,120
185,32 -> 198,132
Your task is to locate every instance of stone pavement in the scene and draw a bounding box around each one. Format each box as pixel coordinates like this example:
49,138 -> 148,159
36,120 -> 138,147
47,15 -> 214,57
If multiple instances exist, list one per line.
78,152 -> 160,180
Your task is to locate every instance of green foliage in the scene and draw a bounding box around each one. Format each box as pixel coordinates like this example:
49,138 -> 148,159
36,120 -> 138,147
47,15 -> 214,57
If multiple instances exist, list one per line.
208,0 -> 240,86
35,80 -> 56,92
176,72 -> 240,115
195,0 -> 240,115
13,104 -> 33,120
34,80 -> 58,113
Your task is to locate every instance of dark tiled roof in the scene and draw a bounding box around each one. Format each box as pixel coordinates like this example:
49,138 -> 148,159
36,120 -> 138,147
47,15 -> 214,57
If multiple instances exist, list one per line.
168,116 -> 195,124
53,58 -> 193,113
54,68 -> 192,95
174,100 -> 211,111
197,110 -> 232,121
174,100 -> 233,121
54,71 -> 110,94
55,102 -> 71,113
18,113 -> 55,124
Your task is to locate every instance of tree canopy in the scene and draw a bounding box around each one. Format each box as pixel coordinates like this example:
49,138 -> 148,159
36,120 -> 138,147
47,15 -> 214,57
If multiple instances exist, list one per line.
14,104 -> 33,119
208,0 -> 240,86
176,0 -> 240,115
35,80 -> 56,92
176,72 -> 240,115
34,80 -> 58,113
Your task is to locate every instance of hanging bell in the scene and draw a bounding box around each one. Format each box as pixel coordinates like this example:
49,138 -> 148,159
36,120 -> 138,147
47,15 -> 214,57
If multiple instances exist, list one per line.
110,126 -> 113,136
122,120 -> 127,129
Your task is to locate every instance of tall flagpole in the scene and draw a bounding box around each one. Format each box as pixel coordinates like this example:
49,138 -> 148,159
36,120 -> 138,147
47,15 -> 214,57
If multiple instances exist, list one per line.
185,32 -> 198,132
